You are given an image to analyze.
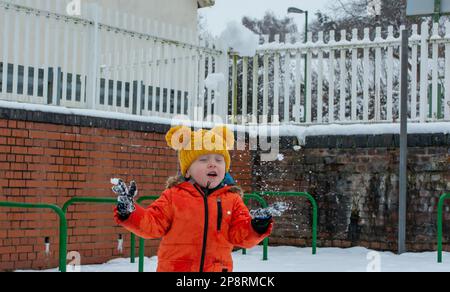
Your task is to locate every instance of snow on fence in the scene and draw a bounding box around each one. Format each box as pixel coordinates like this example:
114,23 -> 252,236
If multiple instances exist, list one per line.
0,0 -> 228,122
232,21 -> 450,125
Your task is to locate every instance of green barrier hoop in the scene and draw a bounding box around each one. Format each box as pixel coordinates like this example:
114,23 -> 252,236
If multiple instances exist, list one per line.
252,191 -> 318,255
438,193 -> 450,263
243,193 -> 269,260
0,201 -> 67,272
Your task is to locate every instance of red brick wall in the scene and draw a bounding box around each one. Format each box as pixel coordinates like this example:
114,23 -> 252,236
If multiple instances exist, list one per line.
0,113 -> 252,271
252,135 -> 450,252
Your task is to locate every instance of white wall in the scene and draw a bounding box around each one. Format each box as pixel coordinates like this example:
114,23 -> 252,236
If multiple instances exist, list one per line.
91,0 -> 199,33
8,0 -> 199,33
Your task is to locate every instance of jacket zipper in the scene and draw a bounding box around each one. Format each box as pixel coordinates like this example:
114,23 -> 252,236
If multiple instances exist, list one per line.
217,198 -> 223,231
194,184 -> 209,273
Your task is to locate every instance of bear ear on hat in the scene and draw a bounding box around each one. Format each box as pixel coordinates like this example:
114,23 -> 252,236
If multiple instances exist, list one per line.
165,126 -> 192,150
210,126 -> 234,150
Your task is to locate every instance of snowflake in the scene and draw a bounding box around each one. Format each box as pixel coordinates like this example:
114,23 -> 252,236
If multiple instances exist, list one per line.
367,0 -> 382,16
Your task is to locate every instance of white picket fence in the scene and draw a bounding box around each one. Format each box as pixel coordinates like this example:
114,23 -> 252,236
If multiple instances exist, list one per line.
0,0 -> 228,122
1,0 -> 450,126
233,21 -> 450,125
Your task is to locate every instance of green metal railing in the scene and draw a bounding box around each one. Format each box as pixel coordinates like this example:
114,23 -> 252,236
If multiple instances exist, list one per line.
252,191 -> 318,255
0,191 -> 318,272
243,193 -> 269,260
62,196 -> 160,272
62,196 -> 161,272
62,197 -> 141,263
438,193 -> 450,263
62,197 -> 117,214
132,196 -> 160,273
0,201 -> 67,272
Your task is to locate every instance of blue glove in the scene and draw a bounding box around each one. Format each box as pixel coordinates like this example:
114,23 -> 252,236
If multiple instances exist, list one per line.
111,179 -> 137,220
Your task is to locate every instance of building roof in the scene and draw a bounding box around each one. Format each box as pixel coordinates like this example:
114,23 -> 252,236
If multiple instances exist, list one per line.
198,0 -> 215,8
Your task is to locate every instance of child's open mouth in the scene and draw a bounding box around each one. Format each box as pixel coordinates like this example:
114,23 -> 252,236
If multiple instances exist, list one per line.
207,171 -> 218,178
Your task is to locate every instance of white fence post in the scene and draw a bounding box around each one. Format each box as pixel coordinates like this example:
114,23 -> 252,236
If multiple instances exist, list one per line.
165,24 -> 174,117
283,50 -> 290,123
191,32 -> 199,122
31,8 -> 41,104
241,56 -> 248,124
263,52 -> 269,124
445,21 -> 450,120
329,30 -> 336,123
419,21 -> 429,122
218,46 -> 229,124
61,18 -> 69,105
386,26 -> 394,121
374,27 -> 382,121
198,40 -> 206,123
252,54 -> 259,124
294,49 -> 302,123
362,28 -> 370,122
71,18 -> 79,103
411,24 -> 419,121
86,3 -> 101,110
206,46 -> 213,122
431,22 -> 439,120
172,27 -> 180,116
273,37 -> 280,123
1,5 -> 10,96
350,29 -> 358,121
339,29 -> 347,122
22,6 -> 31,101
316,31 -> 325,123
306,32 -> 312,124
11,7 -> 20,99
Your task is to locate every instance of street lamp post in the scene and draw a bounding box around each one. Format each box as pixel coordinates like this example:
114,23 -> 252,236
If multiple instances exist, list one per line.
434,0 -> 442,22
288,7 -> 308,122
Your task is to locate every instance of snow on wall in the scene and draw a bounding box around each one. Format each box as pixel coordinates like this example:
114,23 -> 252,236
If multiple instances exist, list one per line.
1,100 -> 449,145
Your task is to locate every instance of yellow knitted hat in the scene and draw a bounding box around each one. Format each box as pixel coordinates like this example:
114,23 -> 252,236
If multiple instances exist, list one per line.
165,125 -> 235,176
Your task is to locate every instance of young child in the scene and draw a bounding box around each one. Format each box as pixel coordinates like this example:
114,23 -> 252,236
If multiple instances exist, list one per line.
112,125 -> 273,272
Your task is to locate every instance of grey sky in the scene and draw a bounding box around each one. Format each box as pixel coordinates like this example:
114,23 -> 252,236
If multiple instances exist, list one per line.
199,0 -> 335,37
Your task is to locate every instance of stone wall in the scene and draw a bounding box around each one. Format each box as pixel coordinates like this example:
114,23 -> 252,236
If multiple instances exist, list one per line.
251,134 -> 450,252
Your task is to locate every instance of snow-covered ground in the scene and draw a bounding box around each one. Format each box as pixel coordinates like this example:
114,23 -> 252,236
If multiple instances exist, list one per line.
17,246 -> 450,272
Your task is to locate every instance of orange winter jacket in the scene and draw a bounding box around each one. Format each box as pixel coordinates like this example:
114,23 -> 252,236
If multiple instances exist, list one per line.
114,177 -> 272,272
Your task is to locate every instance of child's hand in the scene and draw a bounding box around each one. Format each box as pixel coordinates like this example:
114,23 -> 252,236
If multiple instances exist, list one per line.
250,207 -> 273,234
111,178 -> 137,220
251,216 -> 273,234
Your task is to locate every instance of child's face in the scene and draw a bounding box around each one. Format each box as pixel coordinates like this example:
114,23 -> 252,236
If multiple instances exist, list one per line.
186,154 -> 226,189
